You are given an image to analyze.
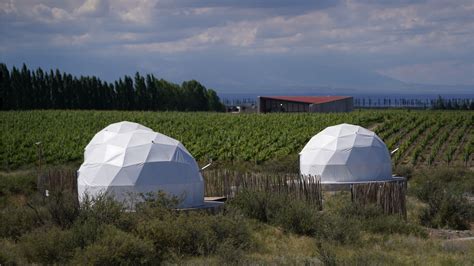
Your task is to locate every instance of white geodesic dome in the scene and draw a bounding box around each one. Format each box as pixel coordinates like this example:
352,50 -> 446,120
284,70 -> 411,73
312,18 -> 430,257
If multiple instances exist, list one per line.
300,123 -> 392,183
77,121 -> 204,208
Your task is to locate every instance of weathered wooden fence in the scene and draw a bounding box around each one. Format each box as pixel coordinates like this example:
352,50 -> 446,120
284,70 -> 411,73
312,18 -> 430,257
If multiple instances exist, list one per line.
203,170 -> 323,209
351,179 -> 407,218
37,168 -> 78,198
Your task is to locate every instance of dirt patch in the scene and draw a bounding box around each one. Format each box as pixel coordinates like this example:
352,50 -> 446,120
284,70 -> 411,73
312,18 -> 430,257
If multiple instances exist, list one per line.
428,227 -> 474,240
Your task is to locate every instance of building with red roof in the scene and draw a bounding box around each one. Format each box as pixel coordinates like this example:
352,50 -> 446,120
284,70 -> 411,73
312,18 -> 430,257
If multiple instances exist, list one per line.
258,96 -> 353,113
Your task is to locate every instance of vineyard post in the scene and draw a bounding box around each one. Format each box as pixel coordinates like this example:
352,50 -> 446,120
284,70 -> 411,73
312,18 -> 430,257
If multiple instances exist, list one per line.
35,142 -> 43,194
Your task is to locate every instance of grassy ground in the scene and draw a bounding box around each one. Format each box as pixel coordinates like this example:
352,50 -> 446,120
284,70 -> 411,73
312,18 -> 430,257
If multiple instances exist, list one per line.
1,167 -> 473,265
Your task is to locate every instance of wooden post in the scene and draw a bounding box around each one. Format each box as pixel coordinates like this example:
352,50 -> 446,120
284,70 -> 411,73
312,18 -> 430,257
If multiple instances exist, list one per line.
35,142 -> 44,194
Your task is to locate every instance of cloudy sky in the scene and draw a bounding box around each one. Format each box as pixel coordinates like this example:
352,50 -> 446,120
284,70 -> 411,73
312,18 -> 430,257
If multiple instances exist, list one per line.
1,0 -> 473,95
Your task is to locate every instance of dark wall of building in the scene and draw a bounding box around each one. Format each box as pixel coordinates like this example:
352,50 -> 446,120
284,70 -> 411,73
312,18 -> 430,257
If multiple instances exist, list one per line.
258,97 -> 309,113
309,97 -> 353,113
258,97 -> 353,113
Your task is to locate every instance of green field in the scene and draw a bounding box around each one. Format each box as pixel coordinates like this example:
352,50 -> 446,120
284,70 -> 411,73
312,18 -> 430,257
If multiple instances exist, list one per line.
1,110 -> 474,264
1,110 -> 472,170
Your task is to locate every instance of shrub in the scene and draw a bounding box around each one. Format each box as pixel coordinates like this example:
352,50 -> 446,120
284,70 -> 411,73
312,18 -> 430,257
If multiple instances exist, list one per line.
132,191 -> 178,222
229,190 -> 360,244
44,189 -> 79,228
136,211 -> 253,261
228,190 -> 286,223
0,238 -> 24,265
314,212 -> 361,245
70,218 -> 106,249
72,225 -> 155,265
0,171 -> 36,197
411,170 -> 473,230
77,192 -> 125,226
0,204 -> 45,239
229,190 -> 318,235
273,197 -> 319,235
211,210 -> 253,249
411,168 -> 474,195
419,192 -> 473,230
19,226 -> 76,264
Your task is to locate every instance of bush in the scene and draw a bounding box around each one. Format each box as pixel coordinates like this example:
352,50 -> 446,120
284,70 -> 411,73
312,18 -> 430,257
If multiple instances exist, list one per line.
70,218 -> 106,249
314,212 -> 361,245
229,190 -> 319,235
0,171 -> 36,197
0,238 -> 24,265
411,168 -> 474,195
77,192 -> 125,225
0,204 -> 45,240
419,192 -> 473,230
136,211 -> 253,261
44,189 -> 79,228
228,190 -> 286,223
72,225 -> 155,265
229,190 -> 360,244
19,226 -> 76,264
273,198 -> 319,235
412,170 -> 473,230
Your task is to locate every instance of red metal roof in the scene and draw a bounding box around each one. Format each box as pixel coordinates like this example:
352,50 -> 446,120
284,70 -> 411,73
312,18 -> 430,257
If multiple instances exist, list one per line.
260,96 -> 352,104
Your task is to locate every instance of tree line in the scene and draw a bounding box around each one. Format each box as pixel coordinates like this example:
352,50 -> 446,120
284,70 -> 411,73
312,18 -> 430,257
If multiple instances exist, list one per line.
0,63 -> 225,111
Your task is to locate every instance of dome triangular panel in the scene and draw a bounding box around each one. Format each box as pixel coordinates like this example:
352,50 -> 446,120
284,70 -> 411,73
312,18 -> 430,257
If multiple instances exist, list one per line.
78,121 -> 204,208
300,123 -> 393,183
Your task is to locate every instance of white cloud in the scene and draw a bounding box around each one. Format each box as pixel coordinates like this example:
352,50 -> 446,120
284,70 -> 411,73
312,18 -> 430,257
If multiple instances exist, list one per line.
74,0 -> 109,16
0,0 -> 17,15
52,33 -> 92,46
125,21 -> 258,52
118,0 -> 158,24
33,4 -> 73,23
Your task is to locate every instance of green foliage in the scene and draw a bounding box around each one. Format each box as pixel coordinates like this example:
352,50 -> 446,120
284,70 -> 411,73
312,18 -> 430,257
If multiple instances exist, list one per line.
411,169 -> 474,230
136,211 -> 253,261
1,109 -> 382,169
316,242 -> 338,266
77,192 -> 126,226
0,238 -> 22,265
0,189 -> 253,264
0,171 -> 36,197
44,189 -> 80,228
71,225 -> 155,265
419,193 -> 473,230
2,110 -> 472,170
19,226 -> 76,264
0,204 -> 44,240
229,190 -> 360,244
0,63 -> 225,112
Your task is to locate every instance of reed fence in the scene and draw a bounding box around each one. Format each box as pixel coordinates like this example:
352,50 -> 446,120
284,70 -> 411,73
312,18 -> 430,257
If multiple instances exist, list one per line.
203,170 -> 323,209
37,168 -> 78,198
351,179 -> 407,218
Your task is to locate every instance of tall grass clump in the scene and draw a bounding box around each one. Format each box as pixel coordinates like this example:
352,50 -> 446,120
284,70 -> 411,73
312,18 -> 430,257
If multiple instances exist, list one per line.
411,168 -> 474,230
229,190 -> 360,244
